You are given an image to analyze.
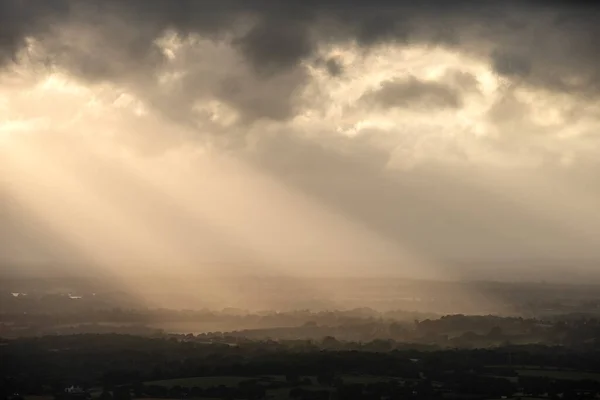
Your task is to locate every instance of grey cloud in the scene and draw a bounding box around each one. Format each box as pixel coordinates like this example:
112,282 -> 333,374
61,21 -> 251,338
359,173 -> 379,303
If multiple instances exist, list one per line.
234,18 -> 314,76
0,0 -> 69,64
325,57 -> 344,77
485,87 -> 562,148
491,51 -> 532,78
362,77 -> 463,110
353,13 -> 411,46
443,70 -> 480,93
314,56 -> 344,77
217,68 -> 308,122
1,0 -> 600,122
488,89 -> 531,128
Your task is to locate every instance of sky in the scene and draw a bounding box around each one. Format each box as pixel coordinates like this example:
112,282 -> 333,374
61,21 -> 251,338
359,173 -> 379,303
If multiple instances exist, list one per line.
2,0 -> 600,284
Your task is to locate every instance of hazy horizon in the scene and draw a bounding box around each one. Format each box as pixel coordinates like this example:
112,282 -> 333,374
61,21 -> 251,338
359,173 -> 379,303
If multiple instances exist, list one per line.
4,260 -> 600,283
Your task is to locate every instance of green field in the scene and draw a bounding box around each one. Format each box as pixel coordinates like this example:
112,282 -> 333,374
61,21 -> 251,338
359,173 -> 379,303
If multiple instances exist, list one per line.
145,376 -> 260,388
145,376 -> 324,400
517,369 -> 600,381
486,365 -> 600,382
147,374 -> 404,389
340,375 -> 401,384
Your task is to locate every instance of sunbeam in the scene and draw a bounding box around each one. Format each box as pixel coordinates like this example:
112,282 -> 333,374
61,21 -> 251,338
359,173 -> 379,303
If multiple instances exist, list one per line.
2,0 -> 600,317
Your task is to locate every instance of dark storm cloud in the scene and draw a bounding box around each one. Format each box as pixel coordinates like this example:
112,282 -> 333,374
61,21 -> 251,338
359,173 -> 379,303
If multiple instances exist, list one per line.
362,77 -> 463,110
314,56 -> 344,77
216,69 -> 308,122
325,57 -> 344,77
0,0 -> 68,65
1,0 -> 599,120
491,51 -> 532,78
234,18 -> 314,75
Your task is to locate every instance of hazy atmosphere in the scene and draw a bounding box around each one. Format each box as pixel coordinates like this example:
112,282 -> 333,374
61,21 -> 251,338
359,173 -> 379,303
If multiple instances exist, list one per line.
5,4 -> 600,399
2,0 -> 600,301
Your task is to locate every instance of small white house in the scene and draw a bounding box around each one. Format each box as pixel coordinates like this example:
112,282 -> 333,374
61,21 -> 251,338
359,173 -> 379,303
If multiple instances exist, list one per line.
65,386 -> 85,394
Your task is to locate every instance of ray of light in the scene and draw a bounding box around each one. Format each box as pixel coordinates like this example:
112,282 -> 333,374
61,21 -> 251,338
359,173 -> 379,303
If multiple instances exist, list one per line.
0,42 -> 554,314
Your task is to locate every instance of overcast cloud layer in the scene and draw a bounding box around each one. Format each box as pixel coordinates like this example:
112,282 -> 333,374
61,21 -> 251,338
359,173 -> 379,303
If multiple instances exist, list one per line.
2,0 -> 600,282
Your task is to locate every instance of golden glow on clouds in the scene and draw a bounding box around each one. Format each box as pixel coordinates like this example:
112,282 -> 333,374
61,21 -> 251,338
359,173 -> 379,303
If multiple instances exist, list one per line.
297,44 -> 505,167
1,59 -> 455,308
2,37 -> 599,169
2,34 -> 600,309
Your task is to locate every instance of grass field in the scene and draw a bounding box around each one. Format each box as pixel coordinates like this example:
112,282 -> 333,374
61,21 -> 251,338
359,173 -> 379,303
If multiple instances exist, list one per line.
145,376 -> 262,388
340,375 -> 401,384
145,376 -> 323,400
147,374 -> 406,389
516,369 -> 600,381
487,365 -> 600,382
